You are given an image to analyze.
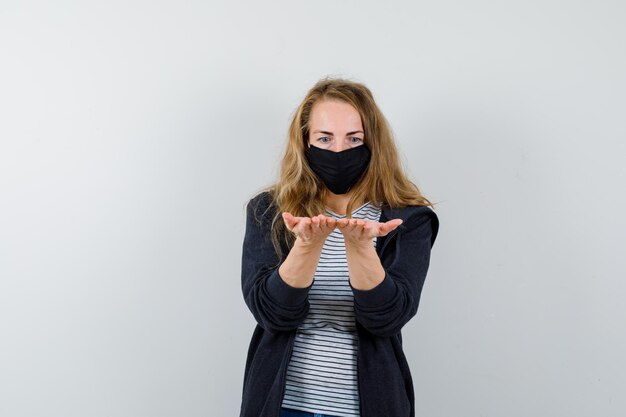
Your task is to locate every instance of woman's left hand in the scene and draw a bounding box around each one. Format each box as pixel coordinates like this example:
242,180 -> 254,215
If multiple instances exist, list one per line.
336,218 -> 403,246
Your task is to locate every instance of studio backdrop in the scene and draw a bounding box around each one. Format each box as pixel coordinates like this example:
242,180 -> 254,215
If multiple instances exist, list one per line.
1,1 -> 624,416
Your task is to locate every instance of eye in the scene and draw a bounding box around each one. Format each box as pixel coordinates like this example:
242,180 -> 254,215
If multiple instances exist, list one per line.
317,137 -> 331,143
350,137 -> 363,143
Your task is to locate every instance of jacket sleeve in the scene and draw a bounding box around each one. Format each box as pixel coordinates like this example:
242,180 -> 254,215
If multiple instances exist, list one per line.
351,208 -> 438,337
240,193 -> 312,332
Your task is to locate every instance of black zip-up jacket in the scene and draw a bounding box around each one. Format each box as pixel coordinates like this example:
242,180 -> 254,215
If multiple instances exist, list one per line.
240,191 -> 439,417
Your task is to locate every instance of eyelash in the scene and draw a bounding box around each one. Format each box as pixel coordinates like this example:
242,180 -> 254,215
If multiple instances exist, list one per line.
318,137 -> 363,143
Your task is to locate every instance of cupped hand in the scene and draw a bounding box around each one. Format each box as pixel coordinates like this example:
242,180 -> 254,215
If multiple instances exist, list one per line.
336,218 -> 403,246
282,212 -> 337,246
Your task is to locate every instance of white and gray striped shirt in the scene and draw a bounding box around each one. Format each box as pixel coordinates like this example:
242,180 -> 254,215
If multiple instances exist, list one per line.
281,201 -> 382,417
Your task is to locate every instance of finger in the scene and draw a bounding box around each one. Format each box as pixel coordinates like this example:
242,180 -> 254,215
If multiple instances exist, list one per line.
361,218 -> 378,238
343,218 -> 359,234
316,215 -> 327,229
321,216 -> 337,234
310,216 -> 322,234
292,217 -> 310,238
379,219 -> 403,236
282,212 -> 299,231
336,218 -> 349,229
318,215 -> 334,235
351,219 -> 365,236
325,217 -> 337,231
358,220 -> 375,239
301,217 -> 312,232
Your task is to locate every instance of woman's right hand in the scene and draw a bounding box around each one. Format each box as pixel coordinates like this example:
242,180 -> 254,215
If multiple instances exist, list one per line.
282,212 -> 337,247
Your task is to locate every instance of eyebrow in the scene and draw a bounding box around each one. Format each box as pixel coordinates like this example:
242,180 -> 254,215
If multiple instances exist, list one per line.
312,130 -> 364,136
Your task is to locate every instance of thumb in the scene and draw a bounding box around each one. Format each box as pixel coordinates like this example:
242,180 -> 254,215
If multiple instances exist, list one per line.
282,212 -> 298,231
379,219 -> 403,236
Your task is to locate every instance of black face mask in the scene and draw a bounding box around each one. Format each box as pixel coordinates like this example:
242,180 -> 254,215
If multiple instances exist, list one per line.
305,145 -> 371,195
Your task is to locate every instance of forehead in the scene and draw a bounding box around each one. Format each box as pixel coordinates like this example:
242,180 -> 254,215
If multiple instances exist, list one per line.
309,99 -> 363,130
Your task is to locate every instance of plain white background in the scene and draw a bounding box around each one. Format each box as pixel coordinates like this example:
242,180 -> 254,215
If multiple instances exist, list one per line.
1,1 -> 625,416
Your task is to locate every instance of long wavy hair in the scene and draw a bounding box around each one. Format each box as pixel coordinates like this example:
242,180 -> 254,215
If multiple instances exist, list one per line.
253,77 -> 434,258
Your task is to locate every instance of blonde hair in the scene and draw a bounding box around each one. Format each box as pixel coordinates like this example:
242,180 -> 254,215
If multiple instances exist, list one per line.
253,77 -> 434,257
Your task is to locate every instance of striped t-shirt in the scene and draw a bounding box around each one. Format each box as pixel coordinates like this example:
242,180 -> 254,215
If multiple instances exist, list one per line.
281,201 -> 382,417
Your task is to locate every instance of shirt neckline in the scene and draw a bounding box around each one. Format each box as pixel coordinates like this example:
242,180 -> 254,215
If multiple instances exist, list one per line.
325,201 -> 373,219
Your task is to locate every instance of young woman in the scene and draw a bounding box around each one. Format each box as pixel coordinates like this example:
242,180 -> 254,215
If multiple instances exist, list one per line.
240,78 -> 439,417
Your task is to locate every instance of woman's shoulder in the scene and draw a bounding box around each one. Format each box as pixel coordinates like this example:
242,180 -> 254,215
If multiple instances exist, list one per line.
381,204 -> 439,246
246,189 -> 277,220
248,189 -> 274,207
381,203 -> 437,222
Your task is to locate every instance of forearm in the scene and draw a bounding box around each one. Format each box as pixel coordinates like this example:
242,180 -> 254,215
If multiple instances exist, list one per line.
345,241 -> 385,290
278,240 -> 324,288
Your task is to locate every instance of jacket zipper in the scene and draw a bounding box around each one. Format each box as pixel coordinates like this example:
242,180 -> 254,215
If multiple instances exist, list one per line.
277,332 -> 296,417
356,224 -> 401,417
356,332 -> 364,417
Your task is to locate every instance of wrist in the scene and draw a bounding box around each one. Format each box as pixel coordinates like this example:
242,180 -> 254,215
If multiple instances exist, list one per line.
344,238 -> 375,253
293,237 -> 324,252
